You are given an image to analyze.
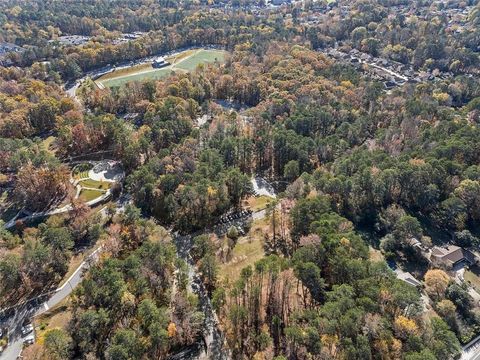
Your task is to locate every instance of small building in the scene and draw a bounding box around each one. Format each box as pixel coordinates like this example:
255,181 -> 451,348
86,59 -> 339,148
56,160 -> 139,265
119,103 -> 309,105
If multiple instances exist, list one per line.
406,237 -> 423,251
395,269 -> 422,287
152,57 -> 169,69
430,245 -> 476,270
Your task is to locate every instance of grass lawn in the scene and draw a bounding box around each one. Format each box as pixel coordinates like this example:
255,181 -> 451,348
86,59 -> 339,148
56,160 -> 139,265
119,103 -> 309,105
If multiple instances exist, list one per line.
79,189 -> 104,202
166,49 -> 196,64
219,237 -> 265,283
96,48 -> 226,88
244,195 -> 273,212
98,63 -> 153,81
175,49 -> 226,71
78,179 -> 110,190
98,67 -> 177,88
33,297 -> 72,346
465,267 -> 480,292
219,217 -> 267,282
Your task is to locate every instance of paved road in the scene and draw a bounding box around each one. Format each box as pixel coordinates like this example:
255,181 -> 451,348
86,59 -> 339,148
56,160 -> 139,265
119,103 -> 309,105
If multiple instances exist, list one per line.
4,204 -> 73,229
0,193 -> 133,359
462,338 -> 480,360
1,191 -> 270,360
0,247 -> 102,360
173,233 -> 230,360
170,203 -> 272,360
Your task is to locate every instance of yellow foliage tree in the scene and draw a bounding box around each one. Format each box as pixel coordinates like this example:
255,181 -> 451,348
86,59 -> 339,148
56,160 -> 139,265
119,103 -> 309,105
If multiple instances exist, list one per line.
436,299 -> 457,322
391,338 -> 403,358
321,334 -> 339,356
394,315 -> 418,339
433,92 -> 451,105
167,322 -> 177,338
424,269 -> 450,299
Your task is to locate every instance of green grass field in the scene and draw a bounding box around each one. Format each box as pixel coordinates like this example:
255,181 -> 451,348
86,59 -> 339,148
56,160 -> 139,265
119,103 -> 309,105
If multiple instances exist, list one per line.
99,68 -> 176,88
79,189 -> 105,202
175,49 -> 226,71
99,63 -> 153,81
465,268 -> 480,293
96,48 -> 227,88
74,170 -> 89,179
73,163 -> 93,179
78,179 -> 110,190
219,217 -> 267,282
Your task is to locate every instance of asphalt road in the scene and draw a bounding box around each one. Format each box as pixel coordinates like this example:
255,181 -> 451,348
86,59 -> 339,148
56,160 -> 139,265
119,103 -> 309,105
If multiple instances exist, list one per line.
462,346 -> 480,360
0,247 -> 102,360
1,190 -> 271,360
0,194 -> 133,360
173,234 -> 230,360
462,334 -> 480,360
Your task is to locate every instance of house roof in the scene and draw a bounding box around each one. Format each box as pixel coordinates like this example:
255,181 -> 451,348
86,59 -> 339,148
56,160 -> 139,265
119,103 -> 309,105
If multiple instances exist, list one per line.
431,245 -> 474,265
395,269 -> 422,287
406,237 -> 422,248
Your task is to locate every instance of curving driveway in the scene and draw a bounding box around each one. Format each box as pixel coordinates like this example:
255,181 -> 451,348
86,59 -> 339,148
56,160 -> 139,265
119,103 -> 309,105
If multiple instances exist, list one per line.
0,247 -> 102,360
1,186 -> 274,360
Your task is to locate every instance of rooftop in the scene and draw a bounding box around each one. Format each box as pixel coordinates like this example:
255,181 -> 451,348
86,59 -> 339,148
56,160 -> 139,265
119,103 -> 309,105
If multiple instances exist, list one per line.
431,245 -> 475,266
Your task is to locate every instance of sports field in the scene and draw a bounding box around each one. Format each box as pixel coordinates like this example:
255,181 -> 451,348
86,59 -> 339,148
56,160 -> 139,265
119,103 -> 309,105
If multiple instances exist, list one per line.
175,49 -> 226,71
99,68 -> 176,88
96,48 -> 226,88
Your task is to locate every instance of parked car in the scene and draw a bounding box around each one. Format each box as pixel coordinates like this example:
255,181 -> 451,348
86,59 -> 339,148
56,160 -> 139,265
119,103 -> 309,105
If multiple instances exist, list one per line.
21,324 -> 33,336
23,334 -> 34,345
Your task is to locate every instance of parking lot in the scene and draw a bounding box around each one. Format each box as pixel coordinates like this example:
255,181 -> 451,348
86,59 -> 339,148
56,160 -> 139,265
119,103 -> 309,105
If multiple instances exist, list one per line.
214,209 -> 253,237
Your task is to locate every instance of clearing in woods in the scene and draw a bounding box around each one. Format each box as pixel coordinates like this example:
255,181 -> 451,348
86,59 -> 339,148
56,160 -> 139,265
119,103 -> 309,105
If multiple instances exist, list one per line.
96,48 -> 226,88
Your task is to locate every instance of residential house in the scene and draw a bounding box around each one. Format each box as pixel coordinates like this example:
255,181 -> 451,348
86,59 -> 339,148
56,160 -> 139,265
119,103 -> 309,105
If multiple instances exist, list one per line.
430,245 -> 477,270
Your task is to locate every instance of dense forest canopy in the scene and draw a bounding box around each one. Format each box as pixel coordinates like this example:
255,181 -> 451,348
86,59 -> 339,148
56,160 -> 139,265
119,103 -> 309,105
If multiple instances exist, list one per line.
1,0 -> 480,359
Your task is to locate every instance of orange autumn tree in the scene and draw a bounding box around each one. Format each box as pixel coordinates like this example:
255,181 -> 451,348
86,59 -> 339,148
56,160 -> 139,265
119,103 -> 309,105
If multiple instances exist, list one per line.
14,162 -> 70,211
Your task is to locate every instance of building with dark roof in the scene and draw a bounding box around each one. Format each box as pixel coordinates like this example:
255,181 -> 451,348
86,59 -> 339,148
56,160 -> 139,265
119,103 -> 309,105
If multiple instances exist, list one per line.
430,245 -> 477,270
